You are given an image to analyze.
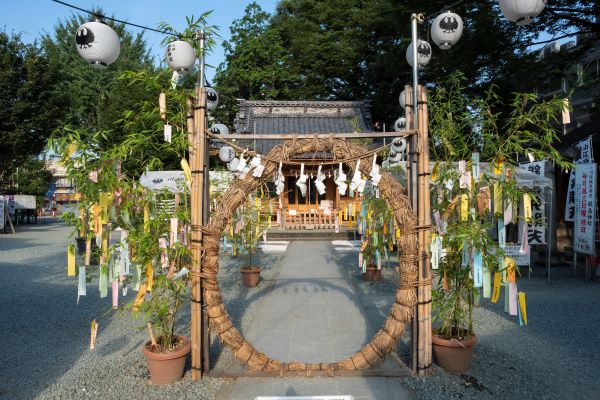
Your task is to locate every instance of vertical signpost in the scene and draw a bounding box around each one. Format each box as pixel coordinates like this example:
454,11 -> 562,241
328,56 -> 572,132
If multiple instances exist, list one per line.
574,163 -> 597,256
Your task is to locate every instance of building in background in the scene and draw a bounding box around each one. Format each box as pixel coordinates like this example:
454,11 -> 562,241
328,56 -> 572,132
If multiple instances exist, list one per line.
45,160 -> 79,211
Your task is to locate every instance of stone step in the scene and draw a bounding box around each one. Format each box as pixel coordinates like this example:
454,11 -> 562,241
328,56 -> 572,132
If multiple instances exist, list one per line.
268,229 -> 358,241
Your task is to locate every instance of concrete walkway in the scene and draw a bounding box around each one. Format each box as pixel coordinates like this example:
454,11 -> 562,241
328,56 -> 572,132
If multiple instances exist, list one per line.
216,241 -> 411,400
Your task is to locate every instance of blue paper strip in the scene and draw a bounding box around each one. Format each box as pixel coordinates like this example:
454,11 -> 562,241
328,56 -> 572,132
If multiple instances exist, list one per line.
473,252 -> 483,288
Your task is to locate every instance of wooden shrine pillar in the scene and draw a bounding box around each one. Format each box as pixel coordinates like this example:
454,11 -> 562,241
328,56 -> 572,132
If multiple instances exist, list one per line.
406,85 -> 433,376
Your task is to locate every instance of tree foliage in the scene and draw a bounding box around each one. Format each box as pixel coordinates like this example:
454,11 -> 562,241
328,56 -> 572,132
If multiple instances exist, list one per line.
41,12 -> 156,140
214,0 -> 598,128
0,30 -> 66,181
214,2 -> 298,125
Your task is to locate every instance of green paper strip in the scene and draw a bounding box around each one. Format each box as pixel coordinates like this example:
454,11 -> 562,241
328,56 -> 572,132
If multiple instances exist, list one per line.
99,264 -> 108,298
483,266 -> 492,298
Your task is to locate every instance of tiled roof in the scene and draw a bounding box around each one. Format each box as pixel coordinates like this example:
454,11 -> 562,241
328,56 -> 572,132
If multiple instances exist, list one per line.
234,100 -> 373,155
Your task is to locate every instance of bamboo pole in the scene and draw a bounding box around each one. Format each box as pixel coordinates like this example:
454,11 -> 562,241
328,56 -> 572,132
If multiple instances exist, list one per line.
405,85 -> 418,374
190,85 -> 207,380
416,85 -> 432,376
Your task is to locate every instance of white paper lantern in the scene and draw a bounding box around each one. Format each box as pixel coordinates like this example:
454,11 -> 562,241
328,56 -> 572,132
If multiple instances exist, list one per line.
209,123 -> 229,135
75,21 -> 120,68
431,11 -> 463,50
219,146 -> 235,163
406,40 -> 432,68
205,87 -> 219,112
165,40 -> 196,73
399,90 -> 406,109
391,137 -> 407,153
499,0 -> 546,25
393,117 -> 406,132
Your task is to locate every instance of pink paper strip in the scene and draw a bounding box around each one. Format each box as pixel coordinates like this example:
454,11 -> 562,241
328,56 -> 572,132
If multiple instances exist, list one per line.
509,282 -> 518,316
112,280 -> 119,308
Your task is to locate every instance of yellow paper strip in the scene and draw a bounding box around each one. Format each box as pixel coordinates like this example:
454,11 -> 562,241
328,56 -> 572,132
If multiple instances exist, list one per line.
493,183 -> 503,218
523,193 -> 532,222
144,204 -> 150,234
93,204 -> 102,236
431,162 -> 439,181
181,158 -> 192,183
67,244 -> 76,276
460,194 -> 469,221
132,284 -> 148,311
146,262 -> 154,292
493,160 -> 504,175
491,272 -> 502,303
518,292 -> 528,325
99,193 -> 110,224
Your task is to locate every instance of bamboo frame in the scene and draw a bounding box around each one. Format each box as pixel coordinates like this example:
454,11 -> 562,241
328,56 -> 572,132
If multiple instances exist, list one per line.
189,88 -> 433,378
190,87 -> 206,380
199,138 -> 419,374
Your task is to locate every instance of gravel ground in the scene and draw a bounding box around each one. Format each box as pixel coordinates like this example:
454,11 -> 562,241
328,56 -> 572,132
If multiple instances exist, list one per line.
2,219 -> 599,399
402,267 -> 600,400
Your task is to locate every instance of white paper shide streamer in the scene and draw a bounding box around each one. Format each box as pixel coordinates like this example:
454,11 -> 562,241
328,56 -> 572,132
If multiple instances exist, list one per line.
315,165 -> 326,195
335,163 -> 348,195
296,163 -> 308,197
275,162 -> 285,195
251,155 -> 265,178
350,160 -> 366,194
370,154 -> 382,186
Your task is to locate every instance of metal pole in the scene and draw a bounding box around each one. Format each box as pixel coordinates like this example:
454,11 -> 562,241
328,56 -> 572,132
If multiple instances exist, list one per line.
547,187 -> 552,283
411,14 -> 421,132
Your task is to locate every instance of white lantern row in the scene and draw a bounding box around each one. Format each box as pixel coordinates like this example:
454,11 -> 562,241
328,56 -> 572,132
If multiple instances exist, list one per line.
404,2 -> 545,70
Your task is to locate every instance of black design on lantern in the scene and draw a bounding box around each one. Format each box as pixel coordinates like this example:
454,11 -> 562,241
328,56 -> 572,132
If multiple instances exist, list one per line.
76,27 -> 95,49
417,43 -> 431,57
439,16 -> 459,33
206,90 -> 218,103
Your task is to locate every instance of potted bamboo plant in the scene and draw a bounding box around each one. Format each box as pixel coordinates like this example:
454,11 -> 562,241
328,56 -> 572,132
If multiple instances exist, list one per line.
358,190 -> 394,282
231,194 -> 271,287
428,73 -> 570,373
49,61 -> 201,384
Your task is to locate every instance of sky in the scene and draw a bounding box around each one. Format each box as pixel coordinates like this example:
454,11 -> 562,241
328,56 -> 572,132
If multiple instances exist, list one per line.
0,0 -> 279,81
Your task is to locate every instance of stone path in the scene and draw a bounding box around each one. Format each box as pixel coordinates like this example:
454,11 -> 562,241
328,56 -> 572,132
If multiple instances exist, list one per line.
216,241 -> 411,400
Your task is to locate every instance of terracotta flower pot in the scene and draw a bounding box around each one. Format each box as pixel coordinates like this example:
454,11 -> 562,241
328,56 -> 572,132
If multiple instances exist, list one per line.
432,333 -> 477,374
241,267 -> 261,287
362,265 -> 382,282
142,335 -> 191,385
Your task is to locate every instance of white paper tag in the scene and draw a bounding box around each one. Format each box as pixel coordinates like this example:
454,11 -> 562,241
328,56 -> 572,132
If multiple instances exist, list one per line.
78,266 -> 87,302
164,124 -> 172,143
